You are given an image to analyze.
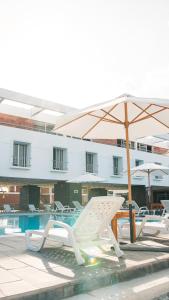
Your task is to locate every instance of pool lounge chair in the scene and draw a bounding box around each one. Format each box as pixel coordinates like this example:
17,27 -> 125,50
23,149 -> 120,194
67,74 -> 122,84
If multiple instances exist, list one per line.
28,204 -> 40,212
26,196 -> 125,265
72,201 -> 84,211
54,201 -> 76,213
126,200 -> 150,215
161,200 -> 169,214
3,204 -> 14,213
120,214 -> 169,239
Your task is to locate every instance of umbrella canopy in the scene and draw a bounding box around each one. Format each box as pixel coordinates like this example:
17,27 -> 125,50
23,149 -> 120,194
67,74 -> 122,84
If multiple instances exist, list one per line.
67,173 -> 105,183
53,94 -> 169,242
131,162 -> 169,175
53,94 -> 169,140
130,163 -> 169,203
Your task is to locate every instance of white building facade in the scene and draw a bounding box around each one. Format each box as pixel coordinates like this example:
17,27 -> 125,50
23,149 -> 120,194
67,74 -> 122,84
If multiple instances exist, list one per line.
0,124 -> 169,187
0,89 -> 168,209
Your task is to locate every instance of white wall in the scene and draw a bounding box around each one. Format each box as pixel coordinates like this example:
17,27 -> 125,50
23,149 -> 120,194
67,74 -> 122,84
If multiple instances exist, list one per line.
0,125 -> 169,187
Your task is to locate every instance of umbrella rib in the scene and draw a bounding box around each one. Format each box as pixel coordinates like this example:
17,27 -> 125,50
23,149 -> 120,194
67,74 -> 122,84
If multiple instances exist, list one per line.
130,104 -> 168,127
151,103 -> 169,110
101,109 -> 123,124
133,107 -> 167,123
160,170 -> 169,175
81,105 -> 120,139
53,111 -> 93,131
130,104 -> 152,123
88,113 -> 121,124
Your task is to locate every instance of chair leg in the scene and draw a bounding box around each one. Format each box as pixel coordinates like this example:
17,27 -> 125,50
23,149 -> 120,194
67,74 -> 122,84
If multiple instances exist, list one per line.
109,228 -> 124,257
69,234 -> 85,265
25,231 -> 46,252
74,245 -> 85,265
136,218 -> 147,238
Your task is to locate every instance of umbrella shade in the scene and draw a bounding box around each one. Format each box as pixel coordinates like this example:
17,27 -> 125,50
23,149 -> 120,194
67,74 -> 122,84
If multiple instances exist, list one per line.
67,173 -> 105,183
130,163 -> 169,175
53,94 -> 169,242
53,94 -> 169,140
130,163 -> 169,203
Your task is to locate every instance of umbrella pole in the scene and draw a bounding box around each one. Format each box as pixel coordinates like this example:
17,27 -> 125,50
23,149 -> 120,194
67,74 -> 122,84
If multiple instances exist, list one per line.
124,103 -> 134,243
147,170 -> 151,205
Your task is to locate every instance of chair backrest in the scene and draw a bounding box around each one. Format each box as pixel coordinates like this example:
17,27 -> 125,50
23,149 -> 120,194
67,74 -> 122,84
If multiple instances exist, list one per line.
55,201 -> 64,209
29,204 -> 36,212
161,200 -> 169,213
4,204 -> 11,213
72,201 -> 83,210
126,200 -> 140,211
73,196 -> 124,242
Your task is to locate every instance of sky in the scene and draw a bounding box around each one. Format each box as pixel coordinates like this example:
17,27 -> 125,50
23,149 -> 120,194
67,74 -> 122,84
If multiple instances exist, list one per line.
0,0 -> 169,109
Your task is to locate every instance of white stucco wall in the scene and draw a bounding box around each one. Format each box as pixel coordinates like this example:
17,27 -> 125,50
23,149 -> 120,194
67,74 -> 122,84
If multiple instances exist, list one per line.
0,125 -> 169,187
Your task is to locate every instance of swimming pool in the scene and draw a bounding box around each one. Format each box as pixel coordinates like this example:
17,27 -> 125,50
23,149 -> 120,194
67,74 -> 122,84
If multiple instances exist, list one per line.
0,213 -> 78,236
0,213 -> 159,236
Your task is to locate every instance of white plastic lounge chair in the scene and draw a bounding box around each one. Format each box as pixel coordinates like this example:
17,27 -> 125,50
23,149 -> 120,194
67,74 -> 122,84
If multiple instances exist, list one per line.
3,204 -> 14,213
26,196 -> 125,265
44,204 -> 53,212
28,204 -> 39,212
161,200 -> 169,214
120,214 -> 169,239
137,214 -> 169,237
72,201 -> 84,211
126,200 -> 150,215
54,201 -> 75,213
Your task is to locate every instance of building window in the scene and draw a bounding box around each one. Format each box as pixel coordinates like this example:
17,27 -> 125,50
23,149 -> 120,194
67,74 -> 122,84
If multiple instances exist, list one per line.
53,147 -> 67,170
154,174 -> 163,180
116,139 -> 135,149
135,159 -> 144,166
113,156 -> 123,175
137,143 -> 152,152
13,141 -> 31,167
86,152 -> 98,173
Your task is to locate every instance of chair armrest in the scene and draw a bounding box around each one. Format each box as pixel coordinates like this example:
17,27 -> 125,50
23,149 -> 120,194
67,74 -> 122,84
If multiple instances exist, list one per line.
46,220 -> 73,232
144,215 -> 166,221
26,230 -> 44,237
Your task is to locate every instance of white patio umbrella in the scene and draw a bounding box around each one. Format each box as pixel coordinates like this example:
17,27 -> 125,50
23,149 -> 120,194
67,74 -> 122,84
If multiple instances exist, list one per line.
67,174 -> 105,202
53,94 -> 169,242
67,173 -> 105,183
131,163 -> 169,203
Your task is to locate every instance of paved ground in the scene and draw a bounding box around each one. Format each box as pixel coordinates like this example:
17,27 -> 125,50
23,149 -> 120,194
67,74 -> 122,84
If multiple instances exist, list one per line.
66,268 -> 169,300
0,234 -> 169,299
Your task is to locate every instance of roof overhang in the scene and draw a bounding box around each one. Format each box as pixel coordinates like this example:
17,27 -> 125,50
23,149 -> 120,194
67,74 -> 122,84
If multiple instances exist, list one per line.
0,88 -> 77,124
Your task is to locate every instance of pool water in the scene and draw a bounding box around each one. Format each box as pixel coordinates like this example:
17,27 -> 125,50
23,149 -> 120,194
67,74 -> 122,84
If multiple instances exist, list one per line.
0,214 -> 78,236
0,214 -> 160,236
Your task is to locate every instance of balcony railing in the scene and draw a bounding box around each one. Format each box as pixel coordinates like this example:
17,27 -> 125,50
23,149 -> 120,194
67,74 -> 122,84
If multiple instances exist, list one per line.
53,160 -> 68,171
12,157 -> 31,168
86,163 -> 98,174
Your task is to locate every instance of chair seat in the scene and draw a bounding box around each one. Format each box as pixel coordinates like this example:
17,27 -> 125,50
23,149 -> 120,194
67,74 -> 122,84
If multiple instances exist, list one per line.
121,220 -> 169,238
47,228 -> 71,246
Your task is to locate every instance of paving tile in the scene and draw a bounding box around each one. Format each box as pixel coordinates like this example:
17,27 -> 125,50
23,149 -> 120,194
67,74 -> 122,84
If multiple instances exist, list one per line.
12,253 -> 60,270
0,256 -> 26,270
10,266 -> 70,288
0,244 -> 14,253
0,268 -> 20,284
43,266 -> 76,279
0,280 -> 36,297
66,294 -> 95,300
